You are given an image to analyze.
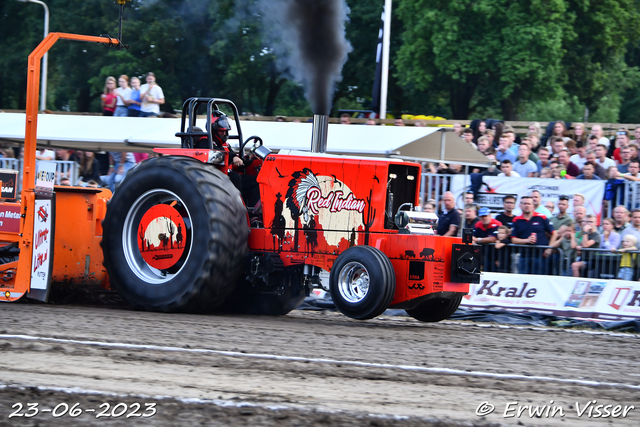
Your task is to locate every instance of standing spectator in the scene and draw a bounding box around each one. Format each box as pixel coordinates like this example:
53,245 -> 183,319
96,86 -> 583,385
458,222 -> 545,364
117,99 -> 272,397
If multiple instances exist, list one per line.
494,226 -> 512,273
531,190 -> 552,218
496,135 -> 516,163
462,203 -> 479,230
139,72 -> 165,117
511,196 -> 557,274
584,150 -> 607,179
549,224 -> 576,276
127,76 -> 142,117
604,166 -> 625,209
422,201 -> 436,213
483,129 -> 495,147
621,209 -> 640,245
558,150 -> 580,178
496,195 -> 517,227
545,200 -> 555,213
620,159 -> 640,182
576,162 -> 602,180
591,124 -> 610,147
550,195 -> 574,230
107,151 -> 136,192
528,132 -> 542,153
571,215 -> 601,277
339,113 -> 351,124
587,134 -> 599,151
498,160 -> 520,177
520,138 -> 539,163
366,119 -> 377,126
414,120 -> 426,127
616,235 -> 638,280
464,192 -> 475,204
436,192 -> 460,236
617,146 -> 632,173
550,137 -> 566,156
551,121 -> 570,142
528,122 -> 542,135
502,126 -> 519,155
573,193 -> 585,208
612,130 -> 630,163
536,147 -> 551,172
394,118 -> 405,126
569,140 -> 587,169
473,207 -> 501,244
453,122 -> 463,136
600,217 -> 621,251
79,151 -> 103,186
114,75 -> 132,117
539,167 -> 551,178
477,136 -> 491,154
462,128 -> 477,149
474,207 -> 501,270
101,76 -> 117,116
513,144 -> 537,177
571,122 -> 587,144
632,126 -> 640,145
573,205 -> 587,233
595,144 -> 616,170
612,205 -> 629,234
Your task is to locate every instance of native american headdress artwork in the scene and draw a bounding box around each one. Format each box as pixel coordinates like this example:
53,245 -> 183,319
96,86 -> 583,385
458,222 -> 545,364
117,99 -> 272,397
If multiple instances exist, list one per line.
286,168 -> 320,222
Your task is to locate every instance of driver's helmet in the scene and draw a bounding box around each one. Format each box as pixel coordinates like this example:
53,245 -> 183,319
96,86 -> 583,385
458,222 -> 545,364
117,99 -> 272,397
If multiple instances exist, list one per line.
210,111 -> 231,147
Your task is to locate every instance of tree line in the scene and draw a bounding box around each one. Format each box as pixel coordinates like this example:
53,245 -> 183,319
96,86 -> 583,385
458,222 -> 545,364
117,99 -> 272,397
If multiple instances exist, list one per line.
2,0 -> 640,122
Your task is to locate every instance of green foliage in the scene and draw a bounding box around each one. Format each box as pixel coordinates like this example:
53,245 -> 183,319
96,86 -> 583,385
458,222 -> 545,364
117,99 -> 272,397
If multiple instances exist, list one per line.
2,0 -> 640,123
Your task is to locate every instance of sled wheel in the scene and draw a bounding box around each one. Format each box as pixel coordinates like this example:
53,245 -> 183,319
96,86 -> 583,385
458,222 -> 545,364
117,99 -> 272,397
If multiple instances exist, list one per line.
329,246 -> 395,320
405,295 -> 463,322
101,156 -> 248,312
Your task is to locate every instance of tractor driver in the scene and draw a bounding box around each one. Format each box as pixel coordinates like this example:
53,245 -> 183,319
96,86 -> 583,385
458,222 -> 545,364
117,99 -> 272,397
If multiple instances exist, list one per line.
210,111 -> 244,169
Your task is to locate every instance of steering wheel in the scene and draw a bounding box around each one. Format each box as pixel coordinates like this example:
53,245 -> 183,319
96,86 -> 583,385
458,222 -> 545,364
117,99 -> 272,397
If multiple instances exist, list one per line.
240,136 -> 264,165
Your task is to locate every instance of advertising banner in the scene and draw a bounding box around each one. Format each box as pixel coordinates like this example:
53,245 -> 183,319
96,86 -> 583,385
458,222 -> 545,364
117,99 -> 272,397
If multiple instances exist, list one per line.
30,199 -> 52,290
461,273 -> 640,321
450,175 -> 604,218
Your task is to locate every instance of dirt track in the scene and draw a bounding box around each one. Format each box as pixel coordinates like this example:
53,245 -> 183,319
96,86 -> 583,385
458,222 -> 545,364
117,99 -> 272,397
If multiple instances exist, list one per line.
1,301 -> 639,426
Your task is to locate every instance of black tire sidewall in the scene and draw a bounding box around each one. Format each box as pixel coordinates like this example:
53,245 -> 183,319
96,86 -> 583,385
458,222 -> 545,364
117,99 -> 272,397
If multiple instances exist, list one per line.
102,157 -> 246,311
330,246 -> 393,320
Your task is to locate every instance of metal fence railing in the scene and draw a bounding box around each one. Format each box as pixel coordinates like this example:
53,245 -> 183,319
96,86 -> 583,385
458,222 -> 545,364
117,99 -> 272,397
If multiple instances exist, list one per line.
0,160 -> 80,197
479,243 -> 640,280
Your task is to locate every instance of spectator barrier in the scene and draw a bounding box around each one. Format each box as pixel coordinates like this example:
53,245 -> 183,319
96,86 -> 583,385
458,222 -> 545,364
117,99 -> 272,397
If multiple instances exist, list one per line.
461,272 -> 640,321
1,160 -> 80,197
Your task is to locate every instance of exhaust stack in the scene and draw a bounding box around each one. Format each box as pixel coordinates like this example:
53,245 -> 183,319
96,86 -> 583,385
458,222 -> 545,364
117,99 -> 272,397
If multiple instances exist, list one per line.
311,114 -> 329,153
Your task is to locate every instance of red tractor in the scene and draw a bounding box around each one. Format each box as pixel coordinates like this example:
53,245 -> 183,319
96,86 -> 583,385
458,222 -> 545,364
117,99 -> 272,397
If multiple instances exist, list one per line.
101,98 -> 480,321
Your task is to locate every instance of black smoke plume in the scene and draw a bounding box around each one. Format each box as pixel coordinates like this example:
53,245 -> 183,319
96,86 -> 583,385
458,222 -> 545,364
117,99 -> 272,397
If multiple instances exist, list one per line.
259,0 -> 352,115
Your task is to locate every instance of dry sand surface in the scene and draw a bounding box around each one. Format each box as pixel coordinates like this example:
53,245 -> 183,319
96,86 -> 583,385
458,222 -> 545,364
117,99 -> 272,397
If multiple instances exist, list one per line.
0,300 -> 639,426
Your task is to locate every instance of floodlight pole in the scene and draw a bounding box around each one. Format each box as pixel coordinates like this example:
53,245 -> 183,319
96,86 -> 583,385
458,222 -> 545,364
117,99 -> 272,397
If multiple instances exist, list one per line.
18,0 -> 49,112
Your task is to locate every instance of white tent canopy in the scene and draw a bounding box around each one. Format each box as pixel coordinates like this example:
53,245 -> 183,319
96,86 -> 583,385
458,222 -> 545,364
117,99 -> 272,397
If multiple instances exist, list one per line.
0,113 -> 491,167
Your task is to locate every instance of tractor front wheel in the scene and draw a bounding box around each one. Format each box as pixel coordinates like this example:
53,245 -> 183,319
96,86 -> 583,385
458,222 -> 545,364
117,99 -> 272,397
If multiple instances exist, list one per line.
329,246 -> 395,320
101,156 -> 248,313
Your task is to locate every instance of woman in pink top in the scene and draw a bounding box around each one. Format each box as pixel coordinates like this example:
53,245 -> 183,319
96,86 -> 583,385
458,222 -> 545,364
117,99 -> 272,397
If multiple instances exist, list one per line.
101,76 -> 117,116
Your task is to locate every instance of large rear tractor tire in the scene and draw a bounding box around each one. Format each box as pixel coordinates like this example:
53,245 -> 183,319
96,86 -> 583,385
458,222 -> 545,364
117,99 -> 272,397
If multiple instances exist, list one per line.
101,156 -> 248,313
329,246 -> 395,320
405,295 -> 463,322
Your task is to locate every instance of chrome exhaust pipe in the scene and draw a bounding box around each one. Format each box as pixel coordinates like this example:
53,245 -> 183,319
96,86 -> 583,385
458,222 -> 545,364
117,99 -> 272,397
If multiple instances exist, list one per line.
311,114 -> 329,153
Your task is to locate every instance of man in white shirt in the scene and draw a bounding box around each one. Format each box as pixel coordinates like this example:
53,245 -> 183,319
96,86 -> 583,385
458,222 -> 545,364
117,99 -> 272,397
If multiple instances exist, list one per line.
513,144 -> 537,177
139,72 -> 165,117
595,144 -> 616,170
569,141 -> 587,169
498,160 -> 521,177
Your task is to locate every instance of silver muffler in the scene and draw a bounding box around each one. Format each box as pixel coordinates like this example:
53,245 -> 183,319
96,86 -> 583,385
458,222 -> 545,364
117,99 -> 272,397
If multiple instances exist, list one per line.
310,114 -> 329,153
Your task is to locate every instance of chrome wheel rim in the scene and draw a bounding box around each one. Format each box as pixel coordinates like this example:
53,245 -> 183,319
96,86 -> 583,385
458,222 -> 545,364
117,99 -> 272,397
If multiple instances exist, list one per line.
122,189 -> 193,284
337,262 -> 370,303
